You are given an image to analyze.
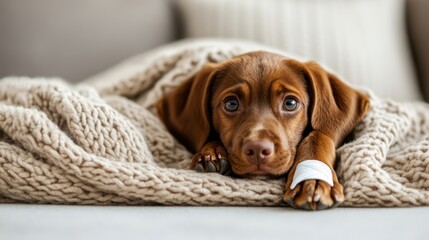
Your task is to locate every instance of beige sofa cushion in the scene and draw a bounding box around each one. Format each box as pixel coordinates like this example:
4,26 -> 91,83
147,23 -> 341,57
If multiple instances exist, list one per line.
0,0 -> 178,82
177,0 -> 422,101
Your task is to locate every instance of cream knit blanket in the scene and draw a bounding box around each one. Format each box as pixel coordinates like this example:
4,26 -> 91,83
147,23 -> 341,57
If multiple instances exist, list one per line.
1,40 -> 428,207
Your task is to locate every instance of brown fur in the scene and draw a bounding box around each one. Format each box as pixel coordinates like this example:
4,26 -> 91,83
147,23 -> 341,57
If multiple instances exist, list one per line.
157,51 -> 370,210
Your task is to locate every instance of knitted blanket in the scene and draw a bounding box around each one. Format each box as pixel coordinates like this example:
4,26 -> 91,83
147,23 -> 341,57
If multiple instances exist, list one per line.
1,40 -> 428,207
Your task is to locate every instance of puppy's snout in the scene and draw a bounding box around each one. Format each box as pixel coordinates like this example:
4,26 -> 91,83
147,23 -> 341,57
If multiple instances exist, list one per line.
242,140 -> 274,163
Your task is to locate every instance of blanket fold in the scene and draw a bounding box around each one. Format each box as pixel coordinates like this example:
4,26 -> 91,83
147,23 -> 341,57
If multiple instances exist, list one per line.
1,40 -> 428,207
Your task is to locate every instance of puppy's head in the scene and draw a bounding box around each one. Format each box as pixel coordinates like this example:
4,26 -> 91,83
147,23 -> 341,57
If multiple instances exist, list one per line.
209,52 -> 308,176
157,51 -> 369,177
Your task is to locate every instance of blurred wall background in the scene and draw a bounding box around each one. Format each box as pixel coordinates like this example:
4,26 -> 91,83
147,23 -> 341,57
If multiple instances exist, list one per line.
0,0 -> 428,101
0,0 -> 179,82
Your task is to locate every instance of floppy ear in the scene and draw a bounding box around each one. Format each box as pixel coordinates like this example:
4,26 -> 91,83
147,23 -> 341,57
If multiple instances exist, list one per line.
287,60 -> 370,146
156,63 -> 219,153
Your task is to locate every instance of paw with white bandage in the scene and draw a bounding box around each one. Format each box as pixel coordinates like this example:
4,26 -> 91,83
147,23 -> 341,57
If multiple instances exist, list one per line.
290,160 -> 334,189
284,160 -> 344,210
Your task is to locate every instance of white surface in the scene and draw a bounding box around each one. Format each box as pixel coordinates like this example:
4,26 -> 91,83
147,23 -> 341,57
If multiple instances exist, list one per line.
178,0 -> 422,101
0,204 -> 428,240
291,160 -> 333,189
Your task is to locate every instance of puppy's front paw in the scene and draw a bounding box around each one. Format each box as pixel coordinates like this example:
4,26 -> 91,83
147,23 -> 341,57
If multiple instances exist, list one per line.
190,142 -> 231,176
284,177 -> 344,210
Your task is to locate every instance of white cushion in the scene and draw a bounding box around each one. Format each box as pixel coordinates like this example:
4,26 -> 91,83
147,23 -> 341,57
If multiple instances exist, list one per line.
177,0 -> 422,101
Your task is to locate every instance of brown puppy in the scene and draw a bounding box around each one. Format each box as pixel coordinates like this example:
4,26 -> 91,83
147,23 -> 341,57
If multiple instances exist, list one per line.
157,51 -> 370,210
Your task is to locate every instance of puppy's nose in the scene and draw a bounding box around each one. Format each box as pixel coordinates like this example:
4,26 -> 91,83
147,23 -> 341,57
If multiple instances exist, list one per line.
242,140 -> 274,163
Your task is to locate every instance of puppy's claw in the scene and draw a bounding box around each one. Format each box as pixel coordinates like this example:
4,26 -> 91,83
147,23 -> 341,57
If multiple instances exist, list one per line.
220,159 -> 230,174
317,201 -> 329,210
332,194 -> 343,208
298,202 -> 312,211
333,193 -> 343,203
285,198 -> 294,208
207,162 -> 217,172
196,164 -> 204,173
332,201 -> 341,208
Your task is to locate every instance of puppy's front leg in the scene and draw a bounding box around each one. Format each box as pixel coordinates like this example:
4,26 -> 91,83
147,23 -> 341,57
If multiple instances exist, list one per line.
284,131 -> 345,210
190,141 -> 231,176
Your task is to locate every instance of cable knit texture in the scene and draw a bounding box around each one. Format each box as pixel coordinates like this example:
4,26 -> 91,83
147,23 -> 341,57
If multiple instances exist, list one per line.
0,40 -> 428,207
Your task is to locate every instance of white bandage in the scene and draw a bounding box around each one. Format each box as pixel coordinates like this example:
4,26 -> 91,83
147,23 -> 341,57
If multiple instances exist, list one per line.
290,160 -> 334,189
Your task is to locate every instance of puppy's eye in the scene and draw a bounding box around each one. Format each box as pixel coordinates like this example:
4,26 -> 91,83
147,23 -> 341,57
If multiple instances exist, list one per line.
224,97 -> 239,112
283,98 -> 298,111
